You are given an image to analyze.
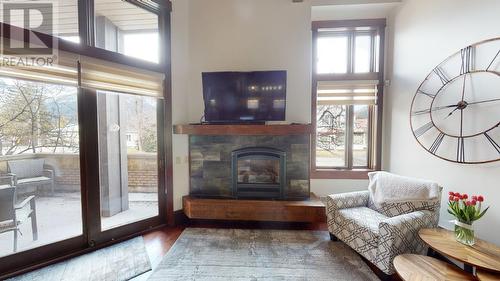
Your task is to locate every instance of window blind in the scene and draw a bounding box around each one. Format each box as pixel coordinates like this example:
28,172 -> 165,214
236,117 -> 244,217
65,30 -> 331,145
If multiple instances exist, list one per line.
316,80 -> 378,105
79,56 -> 164,98
0,38 -> 165,97
0,43 -> 79,86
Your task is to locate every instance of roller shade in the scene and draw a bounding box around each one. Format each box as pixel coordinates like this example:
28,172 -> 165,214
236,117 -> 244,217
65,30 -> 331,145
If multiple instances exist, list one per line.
0,41 -> 78,86
317,80 -> 378,105
79,55 -> 164,98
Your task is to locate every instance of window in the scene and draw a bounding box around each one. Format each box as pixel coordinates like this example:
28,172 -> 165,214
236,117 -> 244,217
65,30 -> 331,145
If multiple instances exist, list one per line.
94,0 -> 159,63
3,0 -> 79,43
312,20 -> 385,178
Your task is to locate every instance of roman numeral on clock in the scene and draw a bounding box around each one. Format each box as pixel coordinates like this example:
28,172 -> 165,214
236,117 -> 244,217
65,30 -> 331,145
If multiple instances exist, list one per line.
414,122 -> 434,138
457,137 -> 465,163
417,89 -> 436,99
429,133 -> 445,154
434,67 -> 450,85
484,132 -> 500,154
460,46 -> 474,74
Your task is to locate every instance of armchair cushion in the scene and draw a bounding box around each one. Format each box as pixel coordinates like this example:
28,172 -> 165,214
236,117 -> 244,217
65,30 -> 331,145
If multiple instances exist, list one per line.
334,207 -> 387,248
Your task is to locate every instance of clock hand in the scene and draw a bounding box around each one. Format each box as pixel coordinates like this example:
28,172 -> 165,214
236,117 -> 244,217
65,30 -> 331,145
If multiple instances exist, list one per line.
445,106 -> 460,119
412,104 -> 457,115
466,97 -> 500,106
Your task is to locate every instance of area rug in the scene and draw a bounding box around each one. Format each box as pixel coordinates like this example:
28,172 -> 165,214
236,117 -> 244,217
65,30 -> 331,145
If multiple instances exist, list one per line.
10,237 -> 151,281
148,228 -> 379,281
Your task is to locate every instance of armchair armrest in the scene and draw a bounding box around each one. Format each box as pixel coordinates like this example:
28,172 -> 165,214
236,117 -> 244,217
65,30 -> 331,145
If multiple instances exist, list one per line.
379,210 -> 438,231
15,195 -> 36,210
326,190 -> 370,211
375,210 -> 439,274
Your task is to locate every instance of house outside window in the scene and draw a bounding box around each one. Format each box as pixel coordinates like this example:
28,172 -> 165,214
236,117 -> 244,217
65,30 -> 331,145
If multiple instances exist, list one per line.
311,19 -> 386,179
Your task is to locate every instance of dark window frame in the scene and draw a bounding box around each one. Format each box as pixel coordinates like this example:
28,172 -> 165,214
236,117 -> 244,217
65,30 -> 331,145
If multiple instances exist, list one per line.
0,0 -> 173,277
311,19 -> 386,180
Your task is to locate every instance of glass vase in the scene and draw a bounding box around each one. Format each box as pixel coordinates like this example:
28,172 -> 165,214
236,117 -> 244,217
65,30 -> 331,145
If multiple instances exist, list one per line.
454,221 -> 475,246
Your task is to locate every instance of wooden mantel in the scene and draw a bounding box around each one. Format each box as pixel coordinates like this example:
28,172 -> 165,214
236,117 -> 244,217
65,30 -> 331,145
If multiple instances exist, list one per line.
173,124 -> 314,136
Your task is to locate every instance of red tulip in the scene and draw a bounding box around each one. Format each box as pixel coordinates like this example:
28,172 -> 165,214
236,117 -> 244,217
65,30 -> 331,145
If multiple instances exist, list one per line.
454,192 -> 461,197
478,196 -> 484,202
471,200 -> 477,205
449,191 -> 454,196
462,194 -> 468,200
449,195 -> 454,201
453,197 -> 460,202
472,196 -> 477,201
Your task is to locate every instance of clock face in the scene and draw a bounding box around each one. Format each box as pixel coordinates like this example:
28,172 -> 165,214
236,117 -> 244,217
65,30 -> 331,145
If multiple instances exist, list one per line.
410,38 -> 500,164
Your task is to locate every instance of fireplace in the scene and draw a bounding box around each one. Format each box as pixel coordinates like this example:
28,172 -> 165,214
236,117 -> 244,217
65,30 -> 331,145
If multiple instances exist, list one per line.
231,147 -> 286,200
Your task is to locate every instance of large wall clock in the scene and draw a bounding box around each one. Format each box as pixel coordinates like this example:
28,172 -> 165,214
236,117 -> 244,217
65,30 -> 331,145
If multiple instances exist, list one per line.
410,38 -> 500,164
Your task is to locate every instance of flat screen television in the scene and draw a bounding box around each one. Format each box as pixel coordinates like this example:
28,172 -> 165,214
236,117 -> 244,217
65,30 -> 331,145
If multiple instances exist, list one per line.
202,71 -> 286,123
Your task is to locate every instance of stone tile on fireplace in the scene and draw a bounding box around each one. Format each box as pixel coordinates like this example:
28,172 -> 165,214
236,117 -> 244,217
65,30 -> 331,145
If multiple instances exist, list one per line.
190,160 -> 203,177
291,143 -> 309,162
289,180 -> 310,197
191,146 -> 221,161
190,149 -> 203,161
203,161 -> 231,179
191,177 -> 232,197
286,161 -> 309,180
189,134 -> 310,200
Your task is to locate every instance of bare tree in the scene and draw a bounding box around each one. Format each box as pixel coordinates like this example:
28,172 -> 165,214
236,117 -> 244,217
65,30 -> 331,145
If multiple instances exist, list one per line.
0,78 -> 79,155
316,105 -> 346,154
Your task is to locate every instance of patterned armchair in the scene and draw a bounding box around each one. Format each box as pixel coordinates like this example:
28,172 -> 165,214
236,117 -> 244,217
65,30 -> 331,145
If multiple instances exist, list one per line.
326,189 -> 442,275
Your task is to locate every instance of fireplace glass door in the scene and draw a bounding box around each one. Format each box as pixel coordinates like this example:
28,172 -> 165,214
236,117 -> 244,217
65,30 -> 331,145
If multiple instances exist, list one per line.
237,159 -> 280,184
232,147 -> 286,200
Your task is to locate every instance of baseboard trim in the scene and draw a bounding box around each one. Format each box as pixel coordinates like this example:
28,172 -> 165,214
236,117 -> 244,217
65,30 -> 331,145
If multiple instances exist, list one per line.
173,209 -> 189,226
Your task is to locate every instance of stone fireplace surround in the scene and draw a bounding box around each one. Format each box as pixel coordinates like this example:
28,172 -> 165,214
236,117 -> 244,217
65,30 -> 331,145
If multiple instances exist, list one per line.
189,134 -> 310,200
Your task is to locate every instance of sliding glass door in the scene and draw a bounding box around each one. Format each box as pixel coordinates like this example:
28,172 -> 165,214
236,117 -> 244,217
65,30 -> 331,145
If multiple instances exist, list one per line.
0,0 -> 171,276
97,91 -> 160,231
0,78 -> 83,258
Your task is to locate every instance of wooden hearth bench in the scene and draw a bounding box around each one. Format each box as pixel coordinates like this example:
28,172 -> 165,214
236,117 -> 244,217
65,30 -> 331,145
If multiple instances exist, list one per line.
183,193 -> 325,223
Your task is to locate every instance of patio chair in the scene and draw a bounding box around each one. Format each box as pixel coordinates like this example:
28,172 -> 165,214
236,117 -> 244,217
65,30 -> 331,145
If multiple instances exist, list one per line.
7,159 -> 55,194
0,176 -> 38,252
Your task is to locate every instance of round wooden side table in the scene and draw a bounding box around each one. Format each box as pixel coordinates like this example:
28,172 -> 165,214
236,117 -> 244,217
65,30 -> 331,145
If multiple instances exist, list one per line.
394,254 -> 476,281
419,228 -> 500,274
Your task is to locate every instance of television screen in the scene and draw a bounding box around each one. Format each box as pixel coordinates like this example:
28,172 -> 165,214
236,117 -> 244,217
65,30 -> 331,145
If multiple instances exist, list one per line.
202,71 -> 286,123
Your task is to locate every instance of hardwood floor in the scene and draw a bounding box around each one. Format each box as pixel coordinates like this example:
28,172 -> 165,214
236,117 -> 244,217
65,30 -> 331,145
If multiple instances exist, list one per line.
134,220 -> 401,281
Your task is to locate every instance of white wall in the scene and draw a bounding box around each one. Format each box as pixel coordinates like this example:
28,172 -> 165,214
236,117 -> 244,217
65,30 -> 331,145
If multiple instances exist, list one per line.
385,0 -> 500,244
311,2 -> 398,21
186,0 -> 312,124
171,0 -> 190,210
